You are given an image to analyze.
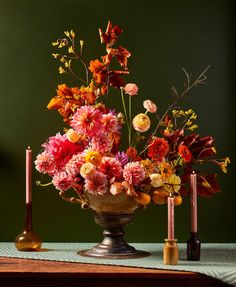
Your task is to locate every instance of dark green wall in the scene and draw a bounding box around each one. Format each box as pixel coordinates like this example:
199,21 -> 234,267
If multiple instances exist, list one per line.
0,0 -> 235,243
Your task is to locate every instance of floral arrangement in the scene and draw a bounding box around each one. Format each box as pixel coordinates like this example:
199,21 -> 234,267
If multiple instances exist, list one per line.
35,21 -> 230,211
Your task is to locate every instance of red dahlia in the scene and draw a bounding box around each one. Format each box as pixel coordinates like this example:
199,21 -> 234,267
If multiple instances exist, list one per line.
147,137 -> 169,162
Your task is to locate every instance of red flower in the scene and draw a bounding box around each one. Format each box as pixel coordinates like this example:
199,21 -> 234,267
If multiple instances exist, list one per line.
197,174 -> 221,197
126,146 -> 138,159
147,137 -> 169,162
178,145 -> 192,163
184,134 -> 216,159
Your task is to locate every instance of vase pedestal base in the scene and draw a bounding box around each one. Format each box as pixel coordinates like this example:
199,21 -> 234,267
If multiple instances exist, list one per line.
78,244 -> 149,259
78,213 -> 150,259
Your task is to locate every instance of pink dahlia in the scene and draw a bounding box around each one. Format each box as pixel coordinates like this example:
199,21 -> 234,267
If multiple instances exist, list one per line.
70,105 -> 104,137
52,172 -> 73,191
84,171 -> 108,195
90,134 -> 111,153
99,156 -> 123,180
35,151 -> 56,175
65,153 -> 85,176
123,162 -> 145,185
101,113 -> 119,133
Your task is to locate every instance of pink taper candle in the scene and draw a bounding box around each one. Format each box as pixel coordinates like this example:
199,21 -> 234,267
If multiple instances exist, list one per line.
168,197 -> 175,239
26,146 -> 32,204
190,171 -> 197,233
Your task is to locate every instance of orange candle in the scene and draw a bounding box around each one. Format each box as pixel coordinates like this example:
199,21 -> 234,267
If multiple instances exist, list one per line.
26,147 -> 32,204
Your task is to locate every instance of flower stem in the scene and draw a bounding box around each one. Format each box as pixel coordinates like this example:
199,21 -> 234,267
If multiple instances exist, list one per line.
129,95 -> 132,146
120,87 -> 131,145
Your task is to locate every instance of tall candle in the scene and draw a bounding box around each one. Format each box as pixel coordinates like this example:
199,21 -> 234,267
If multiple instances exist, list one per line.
26,147 -> 32,204
190,171 -> 197,233
168,197 -> 175,239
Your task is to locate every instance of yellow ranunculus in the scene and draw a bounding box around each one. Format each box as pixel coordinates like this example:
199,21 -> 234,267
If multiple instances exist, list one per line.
132,113 -> 151,132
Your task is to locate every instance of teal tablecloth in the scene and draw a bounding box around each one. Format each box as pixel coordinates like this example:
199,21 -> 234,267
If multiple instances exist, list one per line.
0,242 -> 236,286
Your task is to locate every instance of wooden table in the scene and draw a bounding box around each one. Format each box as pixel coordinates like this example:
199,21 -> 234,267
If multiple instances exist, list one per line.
0,257 -> 230,287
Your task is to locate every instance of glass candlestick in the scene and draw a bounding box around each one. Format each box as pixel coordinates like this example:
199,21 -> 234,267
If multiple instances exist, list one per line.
187,232 -> 201,260
15,202 -> 42,251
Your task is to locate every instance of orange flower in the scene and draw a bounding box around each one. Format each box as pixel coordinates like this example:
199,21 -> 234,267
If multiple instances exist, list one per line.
56,84 -> 73,98
159,162 -> 173,179
178,144 -> 192,163
47,97 -> 64,110
99,21 -> 123,47
89,59 -> 107,84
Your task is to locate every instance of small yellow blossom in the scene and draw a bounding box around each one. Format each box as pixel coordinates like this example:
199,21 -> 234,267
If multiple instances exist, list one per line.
70,30 -> 75,38
85,151 -> 102,166
190,112 -> 197,120
58,41 -> 66,48
185,109 -> 193,115
186,119 -> 192,126
68,46 -> 74,54
188,124 -> 198,131
52,53 -> 59,58
64,60 -> 71,68
64,31 -> 70,37
60,57 -> 66,63
80,40 -> 84,48
163,174 -> 181,193
59,66 -> 66,74
52,40 -> 59,46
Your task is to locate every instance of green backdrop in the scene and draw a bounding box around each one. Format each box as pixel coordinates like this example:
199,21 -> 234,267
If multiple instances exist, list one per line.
0,0 -> 235,243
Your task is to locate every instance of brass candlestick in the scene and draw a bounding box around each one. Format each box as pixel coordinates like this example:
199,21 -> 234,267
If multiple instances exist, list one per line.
15,203 -> 42,251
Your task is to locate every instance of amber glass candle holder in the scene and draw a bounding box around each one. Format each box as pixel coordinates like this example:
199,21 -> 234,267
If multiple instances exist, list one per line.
15,203 -> 42,251
163,239 -> 179,265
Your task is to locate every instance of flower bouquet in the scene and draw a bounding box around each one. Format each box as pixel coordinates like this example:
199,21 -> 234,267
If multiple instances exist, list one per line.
35,21 -> 229,258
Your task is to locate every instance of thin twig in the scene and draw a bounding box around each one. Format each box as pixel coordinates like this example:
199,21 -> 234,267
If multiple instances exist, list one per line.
139,66 -> 211,155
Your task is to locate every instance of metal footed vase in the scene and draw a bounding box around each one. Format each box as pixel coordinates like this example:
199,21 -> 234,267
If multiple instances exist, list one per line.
78,213 -> 150,259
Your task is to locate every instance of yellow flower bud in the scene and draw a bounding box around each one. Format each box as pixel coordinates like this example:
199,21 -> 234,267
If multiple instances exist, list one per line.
68,46 -> 74,54
64,31 -> 70,37
67,129 -> 80,143
70,30 -> 75,38
59,66 -> 66,74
